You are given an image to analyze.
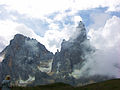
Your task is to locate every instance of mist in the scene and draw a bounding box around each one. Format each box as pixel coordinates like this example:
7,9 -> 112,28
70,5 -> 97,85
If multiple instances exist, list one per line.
76,16 -> 120,78
25,39 -> 39,53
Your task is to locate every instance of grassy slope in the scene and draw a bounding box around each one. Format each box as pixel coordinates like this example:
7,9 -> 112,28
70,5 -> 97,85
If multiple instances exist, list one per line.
12,83 -> 75,90
77,79 -> 120,90
11,79 -> 120,90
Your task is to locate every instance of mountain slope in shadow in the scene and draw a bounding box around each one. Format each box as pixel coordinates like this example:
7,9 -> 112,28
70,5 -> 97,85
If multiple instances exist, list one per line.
11,79 -> 120,90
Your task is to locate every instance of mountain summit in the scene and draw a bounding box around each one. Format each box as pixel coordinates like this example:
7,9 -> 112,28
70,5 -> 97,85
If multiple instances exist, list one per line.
51,21 -> 92,84
0,21 -> 110,86
0,34 -> 54,86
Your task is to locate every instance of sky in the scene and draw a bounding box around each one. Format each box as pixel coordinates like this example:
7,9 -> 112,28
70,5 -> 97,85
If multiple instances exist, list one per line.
0,0 -> 120,78
0,0 -> 120,53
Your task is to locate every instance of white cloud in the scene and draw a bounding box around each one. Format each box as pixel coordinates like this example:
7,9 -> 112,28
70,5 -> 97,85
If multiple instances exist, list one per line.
41,28 -> 71,53
0,19 -> 76,54
89,13 -> 111,29
54,12 -> 68,21
0,0 -> 120,19
78,16 -> 120,78
88,16 -> 120,49
0,0 -> 73,18
0,0 -> 119,54
73,0 -> 120,12
73,16 -> 82,27
0,20 -> 42,52
0,0 -> 119,53
48,23 -> 59,30
37,15 -> 83,53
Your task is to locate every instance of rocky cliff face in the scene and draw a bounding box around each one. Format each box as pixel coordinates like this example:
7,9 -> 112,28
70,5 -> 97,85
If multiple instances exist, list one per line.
0,34 -> 54,86
0,21 -> 110,86
51,21 -> 94,85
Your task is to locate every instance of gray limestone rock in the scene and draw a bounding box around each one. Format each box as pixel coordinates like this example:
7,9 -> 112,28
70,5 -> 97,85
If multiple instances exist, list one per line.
0,34 -> 54,86
0,21 -> 111,86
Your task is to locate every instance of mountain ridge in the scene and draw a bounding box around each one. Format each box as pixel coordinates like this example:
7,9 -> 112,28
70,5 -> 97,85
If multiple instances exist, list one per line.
0,21 -> 112,86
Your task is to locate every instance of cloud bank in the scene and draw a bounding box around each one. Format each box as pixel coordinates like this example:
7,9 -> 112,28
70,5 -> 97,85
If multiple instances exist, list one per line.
0,0 -> 120,18
0,0 -> 120,54
74,16 -> 120,78
0,19 -> 78,53
0,20 -> 42,52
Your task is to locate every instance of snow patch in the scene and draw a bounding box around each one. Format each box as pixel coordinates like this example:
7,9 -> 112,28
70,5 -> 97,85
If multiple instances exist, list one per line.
37,59 -> 53,73
0,54 -> 5,62
71,69 -> 81,79
19,75 -> 35,84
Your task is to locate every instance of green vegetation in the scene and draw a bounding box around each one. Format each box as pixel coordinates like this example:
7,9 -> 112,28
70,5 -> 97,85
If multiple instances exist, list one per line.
12,82 -> 75,90
11,79 -> 120,90
76,79 -> 120,90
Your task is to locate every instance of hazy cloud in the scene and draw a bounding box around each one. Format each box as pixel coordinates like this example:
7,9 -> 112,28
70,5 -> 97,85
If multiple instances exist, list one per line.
78,16 -> 120,78
0,20 -> 42,52
0,0 -> 120,19
89,13 -> 111,29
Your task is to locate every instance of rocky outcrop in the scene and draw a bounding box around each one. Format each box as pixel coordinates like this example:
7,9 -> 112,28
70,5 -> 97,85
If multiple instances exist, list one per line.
0,21 -> 110,86
51,21 -> 93,85
0,34 -> 54,86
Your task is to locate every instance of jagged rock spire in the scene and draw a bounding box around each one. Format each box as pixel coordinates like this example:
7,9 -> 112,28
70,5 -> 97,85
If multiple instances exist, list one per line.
75,21 -> 87,42
0,34 -> 54,86
77,21 -> 85,28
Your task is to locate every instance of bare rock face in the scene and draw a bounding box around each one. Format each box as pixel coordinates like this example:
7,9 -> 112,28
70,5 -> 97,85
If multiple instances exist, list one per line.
0,21 -> 111,86
0,34 -> 54,86
51,21 -> 93,84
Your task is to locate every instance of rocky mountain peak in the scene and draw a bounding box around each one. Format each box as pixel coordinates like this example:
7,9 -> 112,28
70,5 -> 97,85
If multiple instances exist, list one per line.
75,21 -> 87,42
0,22 -> 109,86
10,34 -> 33,46
51,22 -> 91,84
0,34 -> 54,86
14,34 -> 26,39
77,21 -> 85,28
67,21 -> 87,44
60,21 -> 87,51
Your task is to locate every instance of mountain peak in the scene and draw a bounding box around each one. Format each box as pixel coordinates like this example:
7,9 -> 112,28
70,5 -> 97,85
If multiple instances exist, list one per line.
77,21 -> 85,28
14,34 -> 27,40
68,21 -> 87,43
0,33 -> 54,86
15,33 -> 25,37
75,21 -> 87,42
